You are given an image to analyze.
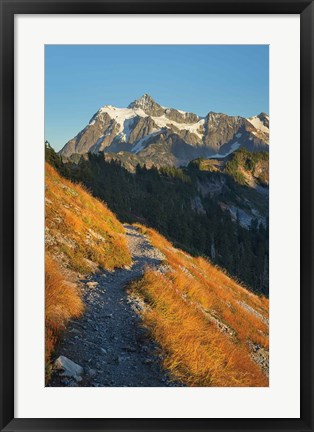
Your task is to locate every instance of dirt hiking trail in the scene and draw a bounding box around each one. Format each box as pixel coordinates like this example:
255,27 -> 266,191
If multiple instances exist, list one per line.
50,225 -> 182,387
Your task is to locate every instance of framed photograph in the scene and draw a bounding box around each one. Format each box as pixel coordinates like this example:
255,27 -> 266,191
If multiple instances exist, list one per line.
1,0 -> 313,431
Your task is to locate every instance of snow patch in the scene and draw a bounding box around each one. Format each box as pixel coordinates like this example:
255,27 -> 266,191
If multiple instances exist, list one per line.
117,117 -> 136,142
247,116 -> 269,133
152,115 -> 205,139
131,130 -> 160,154
96,106 -> 149,142
91,128 -> 113,152
94,135 -> 106,149
209,142 -> 241,159
96,104 -> 205,140
99,106 -> 147,132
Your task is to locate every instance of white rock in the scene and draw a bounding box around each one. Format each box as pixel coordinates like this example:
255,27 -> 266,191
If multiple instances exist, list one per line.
54,356 -> 83,382
86,281 -> 98,288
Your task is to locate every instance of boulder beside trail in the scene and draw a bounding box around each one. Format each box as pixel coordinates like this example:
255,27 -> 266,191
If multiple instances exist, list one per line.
54,355 -> 83,382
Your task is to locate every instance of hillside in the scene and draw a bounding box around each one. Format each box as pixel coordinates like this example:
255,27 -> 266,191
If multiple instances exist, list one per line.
49,147 -> 269,295
45,162 -> 131,273
224,148 -> 269,187
46,160 -> 268,387
45,162 -> 131,380
189,148 -> 269,183
59,94 -> 269,167
129,225 -> 269,387
49,223 -> 268,387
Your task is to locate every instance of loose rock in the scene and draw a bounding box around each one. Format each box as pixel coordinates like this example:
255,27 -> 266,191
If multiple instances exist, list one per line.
86,281 -> 99,289
54,356 -> 83,382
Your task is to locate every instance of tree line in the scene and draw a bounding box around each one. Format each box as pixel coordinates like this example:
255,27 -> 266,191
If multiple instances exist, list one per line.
45,142 -> 269,296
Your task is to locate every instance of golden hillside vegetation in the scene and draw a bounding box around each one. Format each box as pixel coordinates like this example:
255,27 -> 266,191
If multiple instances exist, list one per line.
45,255 -> 84,380
45,163 -> 131,274
45,163 -> 131,380
130,225 -> 269,387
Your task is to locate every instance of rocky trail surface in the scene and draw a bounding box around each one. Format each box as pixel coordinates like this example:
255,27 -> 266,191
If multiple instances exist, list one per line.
50,225 -> 181,387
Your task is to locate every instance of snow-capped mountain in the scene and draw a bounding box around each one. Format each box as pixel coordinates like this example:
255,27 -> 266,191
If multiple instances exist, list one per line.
59,94 -> 269,167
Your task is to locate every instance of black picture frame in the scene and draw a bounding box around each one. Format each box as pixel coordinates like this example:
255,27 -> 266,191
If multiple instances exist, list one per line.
0,0 -> 313,431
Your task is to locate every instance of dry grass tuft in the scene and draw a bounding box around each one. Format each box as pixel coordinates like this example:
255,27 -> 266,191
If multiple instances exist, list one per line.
45,254 -> 84,382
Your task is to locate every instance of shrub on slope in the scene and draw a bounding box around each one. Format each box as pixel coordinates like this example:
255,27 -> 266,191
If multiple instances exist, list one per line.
130,225 -> 269,387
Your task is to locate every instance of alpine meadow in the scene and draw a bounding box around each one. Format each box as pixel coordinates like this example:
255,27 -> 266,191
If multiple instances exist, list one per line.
45,45 -> 269,387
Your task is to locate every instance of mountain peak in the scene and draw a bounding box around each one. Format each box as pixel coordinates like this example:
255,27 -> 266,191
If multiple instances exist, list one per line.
128,93 -> 164,116
257,112 -> 269,122
248,112 -> 269,132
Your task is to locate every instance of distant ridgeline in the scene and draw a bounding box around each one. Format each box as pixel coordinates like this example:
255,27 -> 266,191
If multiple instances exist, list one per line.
58,94 -> 269,168
46,143 -> 269,296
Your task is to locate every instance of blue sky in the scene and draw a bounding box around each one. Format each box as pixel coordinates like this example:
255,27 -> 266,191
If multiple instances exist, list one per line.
45,45 -> 269,151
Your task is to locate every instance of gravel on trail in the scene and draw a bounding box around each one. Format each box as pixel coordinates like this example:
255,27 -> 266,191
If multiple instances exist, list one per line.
49,225 -> 182,387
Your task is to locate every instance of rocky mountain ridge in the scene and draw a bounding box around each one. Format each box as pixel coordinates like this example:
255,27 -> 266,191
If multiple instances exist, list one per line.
59,94 -> 269,166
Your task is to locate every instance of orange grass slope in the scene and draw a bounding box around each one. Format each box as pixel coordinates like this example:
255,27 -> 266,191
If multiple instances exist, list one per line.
45,163 -> 131,381
130,225 -> 269,387
45,254 -> 84,380
45,162 -> 131,273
